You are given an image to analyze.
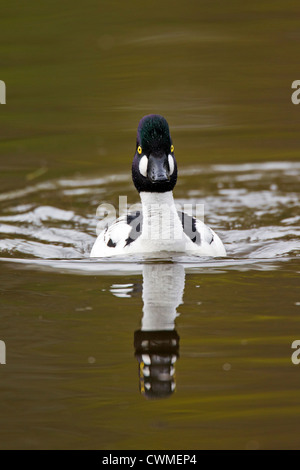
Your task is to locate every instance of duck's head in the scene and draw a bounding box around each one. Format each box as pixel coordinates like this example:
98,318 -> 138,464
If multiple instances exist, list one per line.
132,114 -> 177,193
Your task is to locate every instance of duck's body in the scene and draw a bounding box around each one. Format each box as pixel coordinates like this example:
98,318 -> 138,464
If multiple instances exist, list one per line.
90,115 -> 226,258
90,190 -> 225,257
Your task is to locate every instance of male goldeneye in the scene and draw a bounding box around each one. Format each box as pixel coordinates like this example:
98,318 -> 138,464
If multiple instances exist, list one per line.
90,114 -> 226,257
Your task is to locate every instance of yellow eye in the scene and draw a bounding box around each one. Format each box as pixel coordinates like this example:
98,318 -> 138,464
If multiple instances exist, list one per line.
137,146 -> 142,155
170,145 -> 174,153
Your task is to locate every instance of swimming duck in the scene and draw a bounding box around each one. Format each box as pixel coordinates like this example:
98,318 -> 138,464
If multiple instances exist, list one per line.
90,114 -> 226,257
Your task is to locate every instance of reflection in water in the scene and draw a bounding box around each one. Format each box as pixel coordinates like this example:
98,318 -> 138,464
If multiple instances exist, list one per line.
135,264 -> 185,399
134,329 -> 180,400
110,263 -> 185,399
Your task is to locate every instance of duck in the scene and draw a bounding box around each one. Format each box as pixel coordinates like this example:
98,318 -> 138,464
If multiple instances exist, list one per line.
90,114 -> 226,258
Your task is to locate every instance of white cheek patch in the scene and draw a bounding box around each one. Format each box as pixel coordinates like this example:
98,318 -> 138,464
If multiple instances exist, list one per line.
168,154 -> 175,175
139,155 -> 148,177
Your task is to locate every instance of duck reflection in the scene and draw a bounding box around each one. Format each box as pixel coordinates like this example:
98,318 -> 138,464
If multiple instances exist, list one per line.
110,263 -> 185,399
136,263 -> 185,399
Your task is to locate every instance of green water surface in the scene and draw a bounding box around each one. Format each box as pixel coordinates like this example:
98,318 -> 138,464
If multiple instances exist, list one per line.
0,0 -> 300,450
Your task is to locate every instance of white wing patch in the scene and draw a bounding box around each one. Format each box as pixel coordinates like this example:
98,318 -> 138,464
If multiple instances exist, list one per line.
194,219 -> 226,256
178,211 -> 226,257
90,212 -> 143,257
194,219 -> 214,245
103,216 -> 132,247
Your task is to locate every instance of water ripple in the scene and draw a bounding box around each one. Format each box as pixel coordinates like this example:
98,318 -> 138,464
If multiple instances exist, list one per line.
0,162 -> 299,269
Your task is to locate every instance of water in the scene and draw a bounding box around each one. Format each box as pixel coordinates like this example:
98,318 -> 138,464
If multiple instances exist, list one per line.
1,162 -> 299,449
0,161 -> 299,262
1,0 -> 300,450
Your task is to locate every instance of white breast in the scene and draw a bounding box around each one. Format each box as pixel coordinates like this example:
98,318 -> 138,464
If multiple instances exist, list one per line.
90,191 -> 226,257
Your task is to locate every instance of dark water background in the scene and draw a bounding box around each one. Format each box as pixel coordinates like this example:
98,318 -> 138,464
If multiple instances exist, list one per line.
0,1 -> 300,449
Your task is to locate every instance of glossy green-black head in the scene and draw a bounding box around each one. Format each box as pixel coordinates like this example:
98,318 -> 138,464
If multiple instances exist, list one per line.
132,114 -> 177,193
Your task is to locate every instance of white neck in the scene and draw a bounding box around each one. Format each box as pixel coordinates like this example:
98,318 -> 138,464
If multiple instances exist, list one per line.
139,191 -> 183,243
140,190 -> 175,207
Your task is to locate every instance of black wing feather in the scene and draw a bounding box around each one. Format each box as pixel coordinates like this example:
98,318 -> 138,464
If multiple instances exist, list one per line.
178,211 -> 201,245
